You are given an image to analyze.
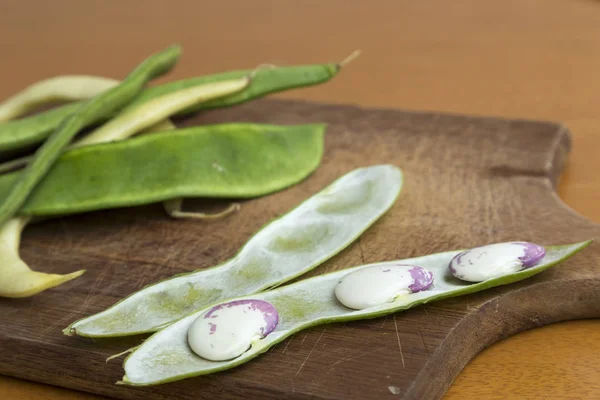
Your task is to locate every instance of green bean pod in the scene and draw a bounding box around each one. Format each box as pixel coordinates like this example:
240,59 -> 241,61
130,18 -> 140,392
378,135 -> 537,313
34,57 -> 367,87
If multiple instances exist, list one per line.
64,164 -> 403,337
128,63 -> 339,115
0,104 -> 81,153
118,240 -> 590,386
0,62 -> 339,154
0,45 -> 182,226
0,123 -> 325,216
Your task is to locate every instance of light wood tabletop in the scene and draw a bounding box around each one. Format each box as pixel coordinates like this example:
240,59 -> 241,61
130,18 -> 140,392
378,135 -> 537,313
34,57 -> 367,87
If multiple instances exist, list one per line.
0,0 -> 599,399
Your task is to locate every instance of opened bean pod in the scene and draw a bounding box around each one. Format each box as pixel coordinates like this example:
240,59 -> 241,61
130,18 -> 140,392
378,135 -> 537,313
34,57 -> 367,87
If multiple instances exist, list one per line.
119,240 -> 590,386
64,164 -> 403,337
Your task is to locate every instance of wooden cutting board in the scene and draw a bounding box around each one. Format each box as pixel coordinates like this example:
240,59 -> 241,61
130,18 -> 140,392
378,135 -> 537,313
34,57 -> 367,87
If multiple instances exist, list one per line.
0,99 -> 598,400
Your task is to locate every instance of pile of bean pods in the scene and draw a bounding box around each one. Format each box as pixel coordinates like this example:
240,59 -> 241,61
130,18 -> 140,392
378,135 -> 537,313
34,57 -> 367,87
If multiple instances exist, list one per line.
0,45 -> 592,386
0,44 -> 349,298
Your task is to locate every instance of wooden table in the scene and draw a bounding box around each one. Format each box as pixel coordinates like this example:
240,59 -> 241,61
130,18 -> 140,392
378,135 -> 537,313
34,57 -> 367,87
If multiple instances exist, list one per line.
0,0 -> 599,398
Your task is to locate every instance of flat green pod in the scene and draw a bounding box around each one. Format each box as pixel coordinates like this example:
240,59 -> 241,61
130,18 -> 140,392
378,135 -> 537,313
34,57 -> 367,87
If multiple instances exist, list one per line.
64,165 -> 403,337
0,123 -> 325,216
119,241 -> 590,386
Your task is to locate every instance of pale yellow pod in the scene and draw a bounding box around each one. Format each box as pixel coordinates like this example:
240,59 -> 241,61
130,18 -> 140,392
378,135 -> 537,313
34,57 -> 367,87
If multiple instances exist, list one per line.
76,76 -> 250,146
0,217 -> 85,298
0,75 -> 119,123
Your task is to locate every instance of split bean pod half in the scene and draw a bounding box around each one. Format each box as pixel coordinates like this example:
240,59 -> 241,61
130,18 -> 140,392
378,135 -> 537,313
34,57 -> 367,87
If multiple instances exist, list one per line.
119,240 -> 590,385
65,164 -> 403,337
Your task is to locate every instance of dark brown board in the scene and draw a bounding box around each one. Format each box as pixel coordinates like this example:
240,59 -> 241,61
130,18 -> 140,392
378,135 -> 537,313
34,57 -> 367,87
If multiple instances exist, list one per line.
0,99 -> 598,400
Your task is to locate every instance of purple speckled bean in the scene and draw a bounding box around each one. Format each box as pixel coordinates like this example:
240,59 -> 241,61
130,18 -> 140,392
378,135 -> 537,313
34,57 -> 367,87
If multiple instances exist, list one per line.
203,299 -> 279,336
188,299 -> 279,361
334,264 -> 434,309
449,241 -> 546,282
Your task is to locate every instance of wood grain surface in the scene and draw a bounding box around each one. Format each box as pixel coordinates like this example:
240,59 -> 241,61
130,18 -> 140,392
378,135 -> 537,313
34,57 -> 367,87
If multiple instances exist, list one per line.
0,96 -> 598,399
0,0 -> 599,399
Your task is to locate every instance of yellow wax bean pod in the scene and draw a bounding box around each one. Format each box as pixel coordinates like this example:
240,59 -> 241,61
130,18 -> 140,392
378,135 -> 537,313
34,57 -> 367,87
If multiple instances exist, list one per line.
0,75 -> 119,123
0,217 -> 85,298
